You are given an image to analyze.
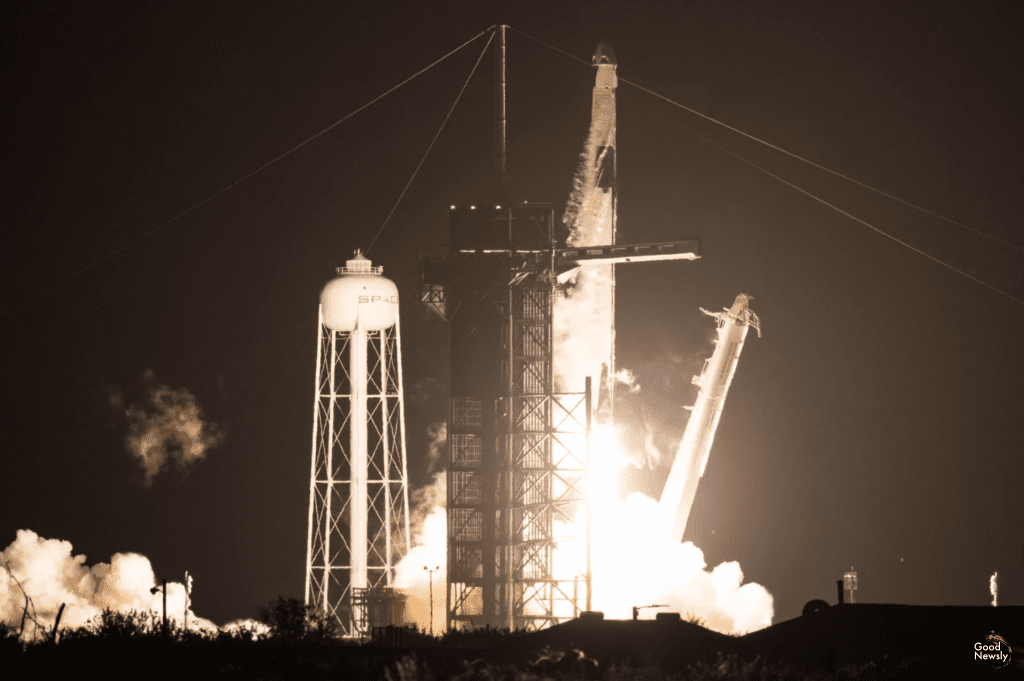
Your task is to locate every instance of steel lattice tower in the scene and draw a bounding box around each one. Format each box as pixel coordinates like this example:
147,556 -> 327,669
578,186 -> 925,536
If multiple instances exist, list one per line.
420,27 -> 698,633
502,267 -> 591,629
423,205 -> 590,632
306,252 -> 411,638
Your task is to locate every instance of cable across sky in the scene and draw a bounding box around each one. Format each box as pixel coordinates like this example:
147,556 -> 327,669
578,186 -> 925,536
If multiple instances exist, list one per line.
12,23 -> 1020,312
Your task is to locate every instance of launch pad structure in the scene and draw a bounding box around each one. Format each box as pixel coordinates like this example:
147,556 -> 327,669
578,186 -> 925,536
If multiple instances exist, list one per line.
425,203 -> 602,632
299,25 -> 762,639
422,27 -> 700,632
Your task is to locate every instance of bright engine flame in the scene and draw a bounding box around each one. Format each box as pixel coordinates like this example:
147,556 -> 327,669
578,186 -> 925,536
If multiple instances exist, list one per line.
394,93 -> 773,636
559,426 -> 773,634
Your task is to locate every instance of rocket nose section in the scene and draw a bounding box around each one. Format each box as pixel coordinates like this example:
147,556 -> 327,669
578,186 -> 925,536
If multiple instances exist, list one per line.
592,41 -> 617,65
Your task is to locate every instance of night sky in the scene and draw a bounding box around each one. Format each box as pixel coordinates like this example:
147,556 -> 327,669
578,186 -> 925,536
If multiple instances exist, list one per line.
7,2 -> 1022,628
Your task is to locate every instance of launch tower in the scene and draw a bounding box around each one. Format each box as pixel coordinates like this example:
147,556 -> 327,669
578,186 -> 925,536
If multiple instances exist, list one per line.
306,251 -> 411,638
422,27 -> 699,632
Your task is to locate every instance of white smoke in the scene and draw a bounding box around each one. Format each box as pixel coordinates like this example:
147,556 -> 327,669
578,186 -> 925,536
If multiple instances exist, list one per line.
393,423 -> 448,635
424,422 -> 446,474
0,530 -> 216,640
109,370 -> 223,484
220,618 -> 271,639
582,489 -> 772,634
615,368 -> 641,394
562,120 -> 613,246
394,474 -> 447,636
556,116 -> 614,409
554,263 -> 615,396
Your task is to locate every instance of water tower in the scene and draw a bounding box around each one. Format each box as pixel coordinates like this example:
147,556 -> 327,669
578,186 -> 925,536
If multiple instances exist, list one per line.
305,250 -> 411,637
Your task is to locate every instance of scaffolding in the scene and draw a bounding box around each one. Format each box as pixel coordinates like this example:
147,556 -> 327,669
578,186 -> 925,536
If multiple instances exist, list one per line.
500,271 -> 589,630
424,204 -> 589,632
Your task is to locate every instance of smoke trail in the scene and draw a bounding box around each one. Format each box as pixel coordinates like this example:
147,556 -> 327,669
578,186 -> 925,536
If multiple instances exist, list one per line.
562,120 -> 613,246
0,530 -> 216,640
561,126 -> 594,237
109,370 -> 223,484
556,117 -> 614,406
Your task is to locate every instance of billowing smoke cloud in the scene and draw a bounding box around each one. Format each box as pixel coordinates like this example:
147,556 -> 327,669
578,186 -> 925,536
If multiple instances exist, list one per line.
109,370 -> 223,484
575,487 -> 773,634
0,530 -> 216,640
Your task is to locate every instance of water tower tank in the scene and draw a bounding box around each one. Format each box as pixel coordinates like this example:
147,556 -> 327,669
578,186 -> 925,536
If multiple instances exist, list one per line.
320,251 -> 399,332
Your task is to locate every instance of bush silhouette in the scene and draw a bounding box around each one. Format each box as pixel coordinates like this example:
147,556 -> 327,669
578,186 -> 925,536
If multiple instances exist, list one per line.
256,596 -> 339,641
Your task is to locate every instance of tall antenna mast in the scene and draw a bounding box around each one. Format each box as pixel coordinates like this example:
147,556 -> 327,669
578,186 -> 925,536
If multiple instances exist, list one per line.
493,25 -> 510,201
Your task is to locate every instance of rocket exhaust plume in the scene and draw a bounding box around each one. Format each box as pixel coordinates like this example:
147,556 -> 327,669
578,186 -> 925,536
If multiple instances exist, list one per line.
109,370 -> 223,484
1,530 -> 216,640
549,43 -> 772,633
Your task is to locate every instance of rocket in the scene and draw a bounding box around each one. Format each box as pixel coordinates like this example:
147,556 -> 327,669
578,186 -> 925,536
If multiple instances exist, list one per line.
591,41 -> 617,200
659,295 -> 760,543
572,41 -> 618,422
592,41 -> 616,422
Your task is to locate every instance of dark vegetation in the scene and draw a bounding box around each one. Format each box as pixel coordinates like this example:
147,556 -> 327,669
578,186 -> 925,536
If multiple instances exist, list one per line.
4,601 -> 1023,680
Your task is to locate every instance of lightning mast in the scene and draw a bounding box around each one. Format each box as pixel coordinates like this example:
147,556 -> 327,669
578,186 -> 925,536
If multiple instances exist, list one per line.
306,251 -> 411,638
659,295 -> 760,543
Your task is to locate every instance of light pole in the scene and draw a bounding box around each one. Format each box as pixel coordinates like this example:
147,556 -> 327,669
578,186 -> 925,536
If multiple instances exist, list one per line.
149,579 -> 167,634
184,572 -> 192,630
423,565 -> 440,636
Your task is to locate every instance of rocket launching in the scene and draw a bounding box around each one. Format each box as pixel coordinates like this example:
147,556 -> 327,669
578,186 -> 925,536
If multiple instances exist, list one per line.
659,295 -> 760,543
558,41 -> 618,418
410,33 -> 772,635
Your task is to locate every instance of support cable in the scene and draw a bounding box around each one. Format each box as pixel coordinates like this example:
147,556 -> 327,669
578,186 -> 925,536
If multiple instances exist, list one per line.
507,26 -> 1022,305
367,30 -> 496,254
183,32 -> 498,394
6,27 -> 495,314
698,134 -> 1024,306
507,26 -> 1023,255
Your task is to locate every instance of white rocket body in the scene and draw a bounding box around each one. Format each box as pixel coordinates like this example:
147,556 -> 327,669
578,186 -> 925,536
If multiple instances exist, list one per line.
659,295 -> 759,543
558,42 -> 618,416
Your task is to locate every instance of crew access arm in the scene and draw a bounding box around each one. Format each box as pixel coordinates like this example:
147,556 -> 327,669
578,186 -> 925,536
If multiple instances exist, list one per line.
659,294 -> 760,543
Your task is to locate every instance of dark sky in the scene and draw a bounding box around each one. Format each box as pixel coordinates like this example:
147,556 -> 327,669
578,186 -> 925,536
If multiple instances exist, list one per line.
7,2 -> 1022,627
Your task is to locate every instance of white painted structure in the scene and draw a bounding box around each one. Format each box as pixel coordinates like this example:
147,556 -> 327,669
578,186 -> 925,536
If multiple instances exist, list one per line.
558,43 -> 619,420
659,294 -> 760,543
306,250 -> 410,637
